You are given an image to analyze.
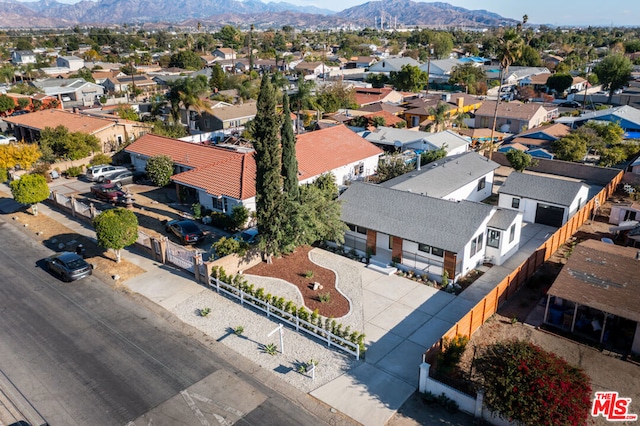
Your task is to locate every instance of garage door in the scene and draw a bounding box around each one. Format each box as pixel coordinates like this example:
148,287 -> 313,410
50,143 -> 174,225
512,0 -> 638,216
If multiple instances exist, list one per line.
535,203 -> 564,227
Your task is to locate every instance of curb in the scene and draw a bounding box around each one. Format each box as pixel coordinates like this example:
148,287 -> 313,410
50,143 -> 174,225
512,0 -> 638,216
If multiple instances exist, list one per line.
0,369 -> 48,426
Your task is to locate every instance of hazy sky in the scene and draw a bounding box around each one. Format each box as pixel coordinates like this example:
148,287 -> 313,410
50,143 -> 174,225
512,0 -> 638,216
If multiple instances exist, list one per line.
314,0 -> 640,27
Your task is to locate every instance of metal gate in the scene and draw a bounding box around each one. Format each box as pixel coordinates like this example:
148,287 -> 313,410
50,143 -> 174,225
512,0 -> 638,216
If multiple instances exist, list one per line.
166,241 -> 196,273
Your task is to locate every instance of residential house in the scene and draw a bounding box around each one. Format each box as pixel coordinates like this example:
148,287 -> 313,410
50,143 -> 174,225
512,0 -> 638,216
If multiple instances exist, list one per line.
212,48 -> 237,60
357,102 -> 405,116
92,70 -> 127,85
420,58 -> 465,83
474,101 -> 557,134
367,57 -> 421,74
363,127 -> 469,154
30,78 -> 105,107
498,172 -> 590,227
353,87 -> 405,106
381,151 -> 498,203
555,105 -> 640,137
125,125 -> 382,213
403,93 -> 483,128
542,54 -> 564,68
454,128 -> 507,148
345,56 -> 377,69
543,240 -> 640,354
195,102 -> 257,133
56,56 -> 84,72
11,50 -> 36,65
339,182 -> 523,281
102,74 -> 158,97
489,66 -> 550,86
508,123 -> 570,150
519,73 -> 587,95
294,62 -> 339,79
2,109 -> 150,152
631,156 -> 640,175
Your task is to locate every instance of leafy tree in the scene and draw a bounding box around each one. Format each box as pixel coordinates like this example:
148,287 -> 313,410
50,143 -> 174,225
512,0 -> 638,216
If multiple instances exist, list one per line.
168,50 -> 203,70
376,154 -> 414,183
371,116 -> 386,128
545,73 -> 574,95
0,94 -> 15,114
420,145 -> 447,165
291,79 -> 317,111
0,143 -> 42,170
593,54 -> 633,104
350,115 -> 369,128
430,32 -> 454,59
93,208 -> 138,263
585,121 -> 624,145
474,340 -> 591,426
16,97 -> 30,110
10,173 -> 49,215
427,102 -> 450,132
252,76 -> 285,263
514,45 -> 542,67
145,154 -> 174,186
68,68 -> 95,83
209,63 -> 225,91
151,121 -> 188,138
553,133 -> 588,162
167,75 -> 211,126
599,145 -> 627,167
506,150 -> 538,172
366,73 -> 389,88
280,93 -> 299,201
217,25 -> 242,49
211,236 -> 248,258
293,183 -> 347,246
39,125 -> 101,161
230,205 -> 249,230
115,104 -> 139,121
448,63 -> 486,95
390,65 -> 427,92
316,81 -> 357,113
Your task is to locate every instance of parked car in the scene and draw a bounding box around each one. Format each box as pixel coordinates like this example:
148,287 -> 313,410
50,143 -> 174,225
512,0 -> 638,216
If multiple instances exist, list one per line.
233,227 -> 259,244
0,134 -> 17,144
86,164 -> 128,182
559,101 -> 582,108
90,182 -> 130,204
165,219 -> 205,244
103,170 -> 145,185
44,251 -> 93,282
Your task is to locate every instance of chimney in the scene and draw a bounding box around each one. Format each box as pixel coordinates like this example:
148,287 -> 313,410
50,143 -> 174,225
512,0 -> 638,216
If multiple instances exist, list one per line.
456,97 -> 464,110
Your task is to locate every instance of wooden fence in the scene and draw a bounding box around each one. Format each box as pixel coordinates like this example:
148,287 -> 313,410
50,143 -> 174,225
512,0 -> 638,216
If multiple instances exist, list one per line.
423,169 -> 625,362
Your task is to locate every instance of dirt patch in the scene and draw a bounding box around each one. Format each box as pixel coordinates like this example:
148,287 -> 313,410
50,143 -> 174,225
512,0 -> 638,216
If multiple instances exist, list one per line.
6,209 -> 146,283
245,245 -> 350,318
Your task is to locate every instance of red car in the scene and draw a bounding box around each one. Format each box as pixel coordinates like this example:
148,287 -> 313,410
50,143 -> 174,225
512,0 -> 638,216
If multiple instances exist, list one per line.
90,182 -> 131,204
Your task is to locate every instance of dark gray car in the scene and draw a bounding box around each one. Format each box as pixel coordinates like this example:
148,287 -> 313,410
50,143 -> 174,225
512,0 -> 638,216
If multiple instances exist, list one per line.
45,252 -> 93,282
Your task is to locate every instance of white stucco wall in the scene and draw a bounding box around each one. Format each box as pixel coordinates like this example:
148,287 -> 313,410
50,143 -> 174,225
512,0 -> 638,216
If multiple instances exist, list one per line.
444,172 -> 494,202
299,154 -> 380,187
567,185 -> 590,219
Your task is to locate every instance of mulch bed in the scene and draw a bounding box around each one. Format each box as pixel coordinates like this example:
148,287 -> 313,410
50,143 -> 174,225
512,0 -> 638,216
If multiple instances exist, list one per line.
245,245 -> 350,318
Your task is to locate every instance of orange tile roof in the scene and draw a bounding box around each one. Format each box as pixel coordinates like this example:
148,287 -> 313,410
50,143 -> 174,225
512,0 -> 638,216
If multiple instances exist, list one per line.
3,109 -> 116,134
126,125 -> 382,201
367,110 -> 406,126
295,125 -> 383,180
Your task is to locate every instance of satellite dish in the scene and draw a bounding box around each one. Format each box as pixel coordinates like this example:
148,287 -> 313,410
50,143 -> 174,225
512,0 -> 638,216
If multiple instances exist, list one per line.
394,140 -> 403,147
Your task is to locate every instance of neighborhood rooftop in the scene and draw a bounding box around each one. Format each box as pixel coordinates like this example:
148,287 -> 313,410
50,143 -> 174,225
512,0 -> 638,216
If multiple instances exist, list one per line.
3,109 -> 118,134
498,172 -> 589,207
339,182 -> 495,254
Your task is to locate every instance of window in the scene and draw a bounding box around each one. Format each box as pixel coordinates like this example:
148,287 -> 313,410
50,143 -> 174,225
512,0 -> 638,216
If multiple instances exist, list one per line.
487,229 -> 500,248
418,243 -> 430,253
509,224 -> 516,243
346,223 -> 368,234
512,198 -> 520,209
418,244 -> 444,257
477,177 -> 486,191
470,233 -> 484,257
389,236 -> 394,250
212,197 -> 224,211
470,239 -> 477,257
477,233 -> 483,251
354,162 -> 364,176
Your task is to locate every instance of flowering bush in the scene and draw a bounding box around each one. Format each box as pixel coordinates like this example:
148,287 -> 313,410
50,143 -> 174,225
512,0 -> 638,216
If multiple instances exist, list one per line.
474,339 -> 592,426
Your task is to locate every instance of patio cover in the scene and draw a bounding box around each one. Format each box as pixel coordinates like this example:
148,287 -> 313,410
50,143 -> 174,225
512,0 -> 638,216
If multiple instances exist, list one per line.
547,240 -> 640,322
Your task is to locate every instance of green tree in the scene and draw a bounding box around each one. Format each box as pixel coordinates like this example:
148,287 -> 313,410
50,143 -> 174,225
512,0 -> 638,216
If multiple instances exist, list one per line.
167,75 -> 211,126
93,208 -> 138,263
211,236 -> 248,258
293,183 -> 347,246
39,125 -> 101,161
545,73 -> 574,95
10,173 -> 49,216
0,94 -> 15,114
151,121 -> 188,138
209,63 -> 225,91
593,54 -> 633,104
376,154 -> 414,183
252,76 -> 285,263
506,149 -> 538,172
420,145 -> 447,165
145,154 -> 174,186
371,116 -> 386,128
390,65 -> 427,92
280,93 -> 299,201
217,26 -> 242,50
115,104 -> 139,121
599,145 -> 627,167
514,45 -> 542,67
168,50 -> 203,70
431,32 -> 454,59
366,73 -> 389,88
230,205 -> 249,230
448,63 -> 486,94
474,340 -> 591,426
316,81 -> 357,113
68,68 -> 95,83
553,133 -> 588,162
16,97 -> 30,110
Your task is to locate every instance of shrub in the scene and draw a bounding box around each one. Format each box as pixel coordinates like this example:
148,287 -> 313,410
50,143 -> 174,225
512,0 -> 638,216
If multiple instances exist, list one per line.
192,202 -> 202,219
30,162 -> 52,181
66,165 -> 83,177
304,270 -> 314,279
318,292 -> 331,304
474,339 -> 592,426
145,154 -> 174,186
90,153 -> 112,166
436,335 -> 469,375
234,325 -> 244,335
262,343 -> 277,355
199,307 -> 211,317
209,211 -> 234,230
0,168 -> 7,182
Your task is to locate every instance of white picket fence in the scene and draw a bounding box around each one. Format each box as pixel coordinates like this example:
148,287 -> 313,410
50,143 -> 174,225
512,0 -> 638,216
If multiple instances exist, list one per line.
209,276 -> 361,360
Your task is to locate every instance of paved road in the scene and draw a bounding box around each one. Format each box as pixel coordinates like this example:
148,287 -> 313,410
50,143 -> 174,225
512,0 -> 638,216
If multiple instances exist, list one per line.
0,219 -> 334,426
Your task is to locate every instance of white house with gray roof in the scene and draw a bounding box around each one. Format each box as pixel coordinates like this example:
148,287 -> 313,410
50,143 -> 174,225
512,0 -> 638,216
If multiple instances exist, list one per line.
498,172 -> 590,228
382,152 -> 499,203
367,57 -> 421,74
363,127 -> 469,155
339,182 -> 523,282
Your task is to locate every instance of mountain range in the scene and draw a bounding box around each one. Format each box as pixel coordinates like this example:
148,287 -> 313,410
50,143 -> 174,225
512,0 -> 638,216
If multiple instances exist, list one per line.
0,0 -> 518,28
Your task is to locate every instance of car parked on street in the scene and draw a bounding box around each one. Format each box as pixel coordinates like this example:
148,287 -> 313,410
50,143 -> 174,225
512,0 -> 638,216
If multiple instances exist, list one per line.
86,164 -> 128,182
90,182 -> 130,204
559,101 -> 582,108
44,251 -> 93,282
165,219 -> 205,244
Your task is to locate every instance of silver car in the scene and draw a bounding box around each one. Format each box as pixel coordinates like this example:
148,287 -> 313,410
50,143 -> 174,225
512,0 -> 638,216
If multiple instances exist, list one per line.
86,164 -> 128,182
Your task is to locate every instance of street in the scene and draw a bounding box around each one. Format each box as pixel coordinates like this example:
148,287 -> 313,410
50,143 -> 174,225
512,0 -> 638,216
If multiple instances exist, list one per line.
0,219 -> 334,425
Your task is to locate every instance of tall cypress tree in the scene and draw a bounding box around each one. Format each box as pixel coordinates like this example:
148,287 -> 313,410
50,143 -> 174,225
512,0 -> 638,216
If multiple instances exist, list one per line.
280,93 -> 299,201
252,76 -> 285,263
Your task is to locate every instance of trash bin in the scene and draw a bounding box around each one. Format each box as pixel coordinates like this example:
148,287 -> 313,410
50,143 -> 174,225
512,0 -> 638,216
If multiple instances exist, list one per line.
76,244 -> 86,258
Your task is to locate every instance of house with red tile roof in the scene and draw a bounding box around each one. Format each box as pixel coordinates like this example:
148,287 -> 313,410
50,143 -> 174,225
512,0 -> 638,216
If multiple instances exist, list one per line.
3,109 -> 151,152
353,87 -> 405,106
124,125 -> 383,214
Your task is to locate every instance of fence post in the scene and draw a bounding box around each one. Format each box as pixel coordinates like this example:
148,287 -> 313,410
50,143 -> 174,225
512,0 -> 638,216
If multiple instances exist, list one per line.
215,276 -> 220,293
89,202 -> 97,219
240,288 -> 243,304
266,302 -> 270,318
70,195 -> 77,217
474,389 -> 484,419
295,312 -> 299,331
419,362 -> 430,393
193,252 -> 202,283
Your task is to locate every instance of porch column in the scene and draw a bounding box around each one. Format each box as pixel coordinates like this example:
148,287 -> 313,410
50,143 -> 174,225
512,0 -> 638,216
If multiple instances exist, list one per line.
600,313 -> 609,344
571,303 -> 579,332
392,236 -> 403,263
366,229 -> 376,255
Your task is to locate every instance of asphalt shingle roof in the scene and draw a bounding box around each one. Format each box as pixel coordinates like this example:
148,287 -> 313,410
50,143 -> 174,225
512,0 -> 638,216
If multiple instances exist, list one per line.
487,208 -> 520,230
382,152 -> 498,199
498,172 -> 589,207
339,182 -> 495,253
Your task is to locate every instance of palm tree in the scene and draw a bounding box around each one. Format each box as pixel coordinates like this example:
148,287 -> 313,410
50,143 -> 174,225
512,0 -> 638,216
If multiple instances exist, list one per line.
452,112 -> 469,129
427,102 -> 450,132
167,75 -> 212,129
488,28 -> 524,158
